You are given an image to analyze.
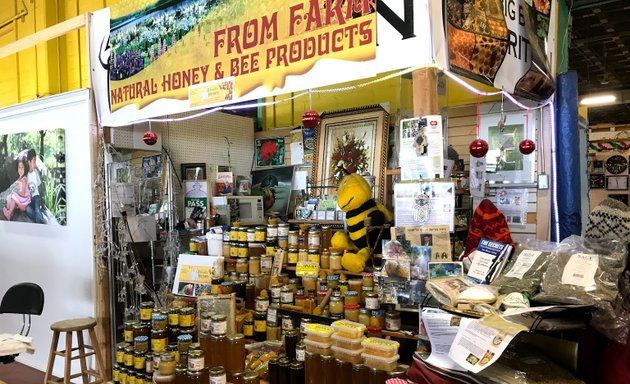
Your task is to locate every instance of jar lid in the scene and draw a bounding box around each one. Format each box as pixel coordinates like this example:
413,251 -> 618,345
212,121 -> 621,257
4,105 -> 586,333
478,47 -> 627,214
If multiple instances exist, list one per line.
362,272 -> 373,277
221,281 -> 234,286
227,333 -> 245,341
371,309 -> 385,316
359,308 -> 370,314
344,305 -> 361,309
344,290 -> 358,296
243,371 -> 259,379
247,228 -> 256,232
124,320 -> 138,326
152,314 -> 167,320
211,314 -> 227,322
330,296 -> 343,302
177,334 -> 193,342
160,352 -> 175,361
226,259 -> 237,265
209,366 -> 226,375
134,336 -> 149,342
317,290 -> 328,296
327,275 -> 340,281
141,301 -> 154,307
367,326 -> 383,331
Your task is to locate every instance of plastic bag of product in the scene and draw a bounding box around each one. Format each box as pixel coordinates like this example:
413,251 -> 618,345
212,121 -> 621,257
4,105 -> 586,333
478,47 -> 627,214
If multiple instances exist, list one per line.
491,239 -> 560,297
533,235 -> 628,343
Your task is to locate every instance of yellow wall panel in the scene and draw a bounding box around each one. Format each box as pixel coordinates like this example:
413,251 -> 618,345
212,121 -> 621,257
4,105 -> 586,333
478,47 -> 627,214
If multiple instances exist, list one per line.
263,74 -> 413,130
0,0 -> 120,108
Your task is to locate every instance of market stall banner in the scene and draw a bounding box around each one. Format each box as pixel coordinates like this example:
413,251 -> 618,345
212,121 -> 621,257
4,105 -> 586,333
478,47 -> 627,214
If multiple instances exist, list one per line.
436,0 -> 555,100
90,0 -> 434,126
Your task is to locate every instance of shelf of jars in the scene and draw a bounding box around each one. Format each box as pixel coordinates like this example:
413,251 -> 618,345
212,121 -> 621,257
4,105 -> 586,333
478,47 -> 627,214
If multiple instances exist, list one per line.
114,220 -> 415,384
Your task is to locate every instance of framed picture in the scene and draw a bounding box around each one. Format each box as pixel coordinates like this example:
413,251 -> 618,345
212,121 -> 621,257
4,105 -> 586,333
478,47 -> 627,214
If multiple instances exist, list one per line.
608,194 -> 629,206
480,111 -> 536,183
181,163 -> 206,180
251,166 -> 294,216
312,105 -> 389,202
592,160 -> 604,174
256,137 -> 286,168
589,174 -> 605,189
606,175 -> 628,190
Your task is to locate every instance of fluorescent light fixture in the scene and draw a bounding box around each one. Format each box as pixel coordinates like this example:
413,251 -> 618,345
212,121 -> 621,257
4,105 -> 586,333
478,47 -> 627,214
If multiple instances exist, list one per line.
580,94 -> 617,106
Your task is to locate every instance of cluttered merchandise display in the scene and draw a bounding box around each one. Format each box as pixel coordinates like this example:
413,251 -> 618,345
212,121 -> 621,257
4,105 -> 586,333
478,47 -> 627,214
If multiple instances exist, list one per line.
115,168 -> 630,384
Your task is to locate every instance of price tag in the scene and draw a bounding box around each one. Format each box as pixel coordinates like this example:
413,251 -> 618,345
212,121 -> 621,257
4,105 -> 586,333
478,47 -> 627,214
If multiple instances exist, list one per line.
269,248 -> 285,289
296,262 -> 320,277
267,307 -> 278,323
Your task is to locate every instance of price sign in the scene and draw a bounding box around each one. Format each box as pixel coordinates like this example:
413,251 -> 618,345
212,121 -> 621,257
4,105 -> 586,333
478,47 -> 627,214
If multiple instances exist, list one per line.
296,262 -> 320,277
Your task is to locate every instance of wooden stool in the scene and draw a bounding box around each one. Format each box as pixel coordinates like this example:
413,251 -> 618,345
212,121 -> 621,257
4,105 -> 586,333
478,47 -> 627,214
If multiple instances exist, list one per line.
43,318 -> 106,384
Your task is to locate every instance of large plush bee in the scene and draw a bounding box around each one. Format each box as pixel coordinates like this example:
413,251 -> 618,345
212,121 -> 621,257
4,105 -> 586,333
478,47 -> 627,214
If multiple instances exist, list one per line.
331,173 -> 393,272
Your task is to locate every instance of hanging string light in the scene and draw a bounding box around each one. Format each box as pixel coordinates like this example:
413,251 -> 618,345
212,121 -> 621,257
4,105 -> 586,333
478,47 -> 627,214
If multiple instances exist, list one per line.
469,93 -> 489,158
519,108 -> 536,154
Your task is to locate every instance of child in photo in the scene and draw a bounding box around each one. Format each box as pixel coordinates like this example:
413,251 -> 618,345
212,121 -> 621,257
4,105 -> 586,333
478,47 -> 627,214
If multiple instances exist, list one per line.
26,149 -> 44,224
3,156 -> 31,221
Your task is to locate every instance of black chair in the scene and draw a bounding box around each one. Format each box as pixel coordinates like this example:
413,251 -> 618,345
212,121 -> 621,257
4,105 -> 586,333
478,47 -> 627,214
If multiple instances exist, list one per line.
0,282 -> 44,364
0,282 -> 44,336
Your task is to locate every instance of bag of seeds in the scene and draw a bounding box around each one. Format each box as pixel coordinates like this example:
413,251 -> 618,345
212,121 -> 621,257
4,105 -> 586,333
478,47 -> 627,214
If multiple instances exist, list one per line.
533,235 -> 628,342
491,239 -> 559,297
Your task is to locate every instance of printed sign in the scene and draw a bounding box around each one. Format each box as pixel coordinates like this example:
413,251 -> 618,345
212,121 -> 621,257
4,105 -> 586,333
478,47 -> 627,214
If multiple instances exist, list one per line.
296,261 -> 320,277
90,1 -> 435,126
435,0 -> 555,100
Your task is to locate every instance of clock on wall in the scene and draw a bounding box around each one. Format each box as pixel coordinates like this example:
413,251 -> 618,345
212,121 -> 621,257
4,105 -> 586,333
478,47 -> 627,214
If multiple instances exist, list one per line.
605,155 -> 628,175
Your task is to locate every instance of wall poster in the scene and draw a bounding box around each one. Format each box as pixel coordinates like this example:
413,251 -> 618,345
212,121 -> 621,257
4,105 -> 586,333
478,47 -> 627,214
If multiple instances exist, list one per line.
480,112 -> 536,184
0,128 -> 67,225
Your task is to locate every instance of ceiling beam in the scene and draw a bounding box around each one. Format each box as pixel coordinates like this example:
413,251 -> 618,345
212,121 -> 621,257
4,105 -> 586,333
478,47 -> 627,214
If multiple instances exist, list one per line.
572,0 -> 624,11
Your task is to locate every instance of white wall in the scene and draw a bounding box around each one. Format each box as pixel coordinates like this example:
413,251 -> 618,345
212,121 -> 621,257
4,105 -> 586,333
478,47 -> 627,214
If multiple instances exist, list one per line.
0,90 -> 95,376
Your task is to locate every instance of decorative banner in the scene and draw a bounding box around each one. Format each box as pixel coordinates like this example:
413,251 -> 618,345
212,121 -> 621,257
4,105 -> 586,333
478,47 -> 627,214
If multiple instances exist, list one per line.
90,1 -> 435,126
434,0 -> 555,100
0,128 -> 67,225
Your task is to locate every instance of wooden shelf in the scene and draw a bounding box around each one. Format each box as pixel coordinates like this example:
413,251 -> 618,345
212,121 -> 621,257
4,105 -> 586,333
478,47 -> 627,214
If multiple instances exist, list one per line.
382,329 -> 427,341
287,219 -> 344,225
284,266 -> 366,277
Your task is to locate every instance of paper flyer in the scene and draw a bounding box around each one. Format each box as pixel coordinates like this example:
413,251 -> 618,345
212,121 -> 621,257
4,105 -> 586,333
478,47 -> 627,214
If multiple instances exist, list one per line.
495,188 -> 528,226
421,308 -> 472,371
448,318 -> 523,373
399,116 -> 444,181
394,182 -> 455,231
404,225 -> 452,261
173,254 -> 224,297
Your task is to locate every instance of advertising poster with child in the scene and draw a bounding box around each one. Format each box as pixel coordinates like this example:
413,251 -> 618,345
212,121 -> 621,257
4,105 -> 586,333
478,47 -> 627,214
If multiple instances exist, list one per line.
0,128 -> 66,225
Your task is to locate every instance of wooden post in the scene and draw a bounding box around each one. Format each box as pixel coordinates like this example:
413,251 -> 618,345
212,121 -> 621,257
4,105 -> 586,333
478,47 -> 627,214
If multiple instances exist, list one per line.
412,67 -> 439,116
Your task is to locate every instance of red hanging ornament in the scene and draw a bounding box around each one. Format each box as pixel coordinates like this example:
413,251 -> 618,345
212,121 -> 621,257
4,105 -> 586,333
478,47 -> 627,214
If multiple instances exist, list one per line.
519,139 -> 536,154
519,108 -> 535,154
469,94 -> 488,158
469,138 -> 489,158
143,130 -> 158,145
301,110 -> 320,128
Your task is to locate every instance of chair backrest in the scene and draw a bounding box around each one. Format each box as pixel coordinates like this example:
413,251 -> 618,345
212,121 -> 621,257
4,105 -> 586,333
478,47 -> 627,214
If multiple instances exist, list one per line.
0,282 -> 44,316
